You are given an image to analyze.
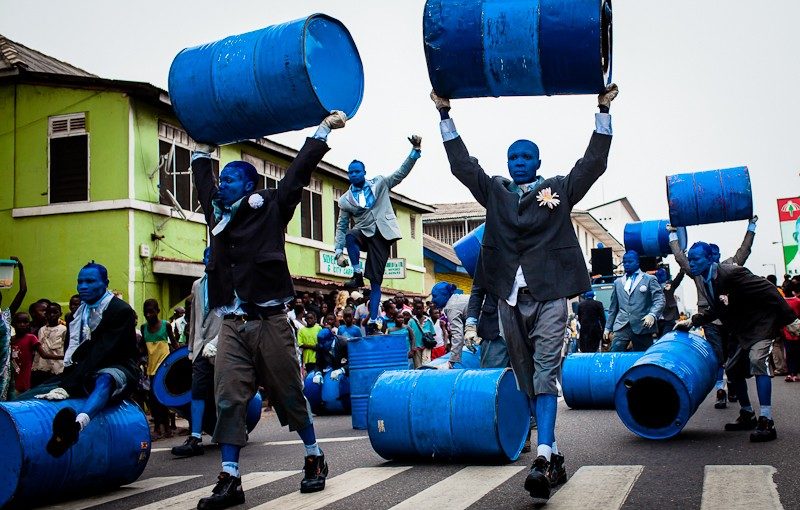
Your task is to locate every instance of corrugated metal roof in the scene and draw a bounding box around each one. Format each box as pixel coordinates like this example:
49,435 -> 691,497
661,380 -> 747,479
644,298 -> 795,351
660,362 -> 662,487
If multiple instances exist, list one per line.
0,35 -> 96,77
422,234 -> 460,265
423,202 -> 486,222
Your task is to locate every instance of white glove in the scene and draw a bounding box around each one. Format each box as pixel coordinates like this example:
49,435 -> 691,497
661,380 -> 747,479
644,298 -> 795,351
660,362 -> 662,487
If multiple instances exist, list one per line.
603,329 -> 612,340
464,324 -> 480,352
598,83 -> 619,107
786,318 -> 800,337
430,90 -> 450,110
202,342 -> 217,358
35,387 -> 70,400
330,368 -> 345,380
312,372 -> 323,385
673,319 -> 693,332
322,110 -> 347,129
642,314 -> 656,328
336,252 -> 349,268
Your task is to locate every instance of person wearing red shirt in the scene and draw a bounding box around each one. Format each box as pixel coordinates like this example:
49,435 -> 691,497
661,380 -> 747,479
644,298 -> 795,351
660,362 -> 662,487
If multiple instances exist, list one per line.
783,293 -> 800,382
10,312 -> 60,394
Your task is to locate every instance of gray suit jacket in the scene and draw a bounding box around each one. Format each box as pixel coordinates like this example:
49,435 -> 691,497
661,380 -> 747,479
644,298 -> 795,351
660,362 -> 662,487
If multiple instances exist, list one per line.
188,276 -> 222,362
606,272 -> 665,335
334,155 -> 419,251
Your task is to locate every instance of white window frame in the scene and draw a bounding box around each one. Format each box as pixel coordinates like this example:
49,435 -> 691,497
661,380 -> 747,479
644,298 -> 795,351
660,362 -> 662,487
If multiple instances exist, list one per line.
158,121 -> 219,211
48,112 -> 90,204
301,177 -> 324,241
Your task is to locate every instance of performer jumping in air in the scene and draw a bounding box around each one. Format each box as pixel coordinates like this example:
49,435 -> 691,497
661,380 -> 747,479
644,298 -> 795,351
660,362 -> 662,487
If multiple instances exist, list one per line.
675,242 -> 800,442
191,111 -> 346,510
17,262 -> 140,458
432,83 -> 618,501
334,136 -> 422,334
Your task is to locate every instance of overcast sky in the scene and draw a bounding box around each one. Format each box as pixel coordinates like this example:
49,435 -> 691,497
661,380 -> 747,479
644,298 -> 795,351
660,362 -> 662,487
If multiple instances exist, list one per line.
2,0 -> 798,300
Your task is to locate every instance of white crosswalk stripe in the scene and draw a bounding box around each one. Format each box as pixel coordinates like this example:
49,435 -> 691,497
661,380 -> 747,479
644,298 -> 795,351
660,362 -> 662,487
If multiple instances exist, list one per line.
39,476 -> 199,510
129,471 -> 297,510
547,465 -> 643,510
700,465 -> 784,510
251,466 -> 411,510
388,465 -> 525,510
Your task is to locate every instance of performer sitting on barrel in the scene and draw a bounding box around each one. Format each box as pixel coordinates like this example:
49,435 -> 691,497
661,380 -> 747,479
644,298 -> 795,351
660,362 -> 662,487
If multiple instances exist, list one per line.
604,250 -> 665,352
190,111 -> 346,510
431,83 -> 617,501
333,136 -> 422,335
16,262 -> 140,458
675,241 -> 800,442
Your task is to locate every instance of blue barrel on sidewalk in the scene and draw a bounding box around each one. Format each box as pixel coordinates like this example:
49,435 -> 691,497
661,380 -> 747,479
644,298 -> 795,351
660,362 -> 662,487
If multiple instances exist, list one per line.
623,220 -> 687,258
453,223 -> 485,277
666,167 -> 753,227
368,368 -> 529,461
423,0 -> 612,99
303,371 -> 351,414
0,399 -> 150,507
562,352 -> 644,409
615,331 -> 718,440
152,346 -> 262,433
419,345 -> 482,370
168,14 -> 364,144
348,333 -> 409,430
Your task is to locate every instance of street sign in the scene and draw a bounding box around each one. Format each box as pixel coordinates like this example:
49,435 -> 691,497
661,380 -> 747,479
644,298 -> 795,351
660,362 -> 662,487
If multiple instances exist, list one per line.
317,251 -> 406,279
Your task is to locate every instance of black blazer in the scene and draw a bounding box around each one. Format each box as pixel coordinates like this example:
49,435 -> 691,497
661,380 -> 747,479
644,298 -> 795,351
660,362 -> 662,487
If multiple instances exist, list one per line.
59,297 -> 139,397
577,298 -> 606,333
691,264 -> 796,347
466,251 -> 501,340
193,138 -> 329,308
445,131 -> 612,302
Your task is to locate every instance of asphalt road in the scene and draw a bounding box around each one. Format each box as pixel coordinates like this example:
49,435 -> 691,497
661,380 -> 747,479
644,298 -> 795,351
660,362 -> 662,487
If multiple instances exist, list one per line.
36,378 -> 800,510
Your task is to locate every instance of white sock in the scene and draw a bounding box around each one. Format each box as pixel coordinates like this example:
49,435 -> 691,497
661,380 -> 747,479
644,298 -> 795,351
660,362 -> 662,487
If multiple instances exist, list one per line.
537,444 -> 552,460
742,405 -> 754,413
76,413 -> 90,431
352,264 -> 363,274
760,405 -> 772,419
221,462 -> 240,477
551,441 -> 559,456
714,379 -> 725,390
190,432 -> 202,439
304,443 -> 322,456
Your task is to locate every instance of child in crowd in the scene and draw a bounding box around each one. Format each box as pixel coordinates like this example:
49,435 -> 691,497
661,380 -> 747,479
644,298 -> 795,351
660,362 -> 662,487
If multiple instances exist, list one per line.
11,312 -> 61,394
64,294 -> 81,325
28,299 -> 50,337
298,312 -> 321,375
431,308 -> 447,360
31,303 -> 66,387
142,299 -> 178,439
337,309 -> 362,339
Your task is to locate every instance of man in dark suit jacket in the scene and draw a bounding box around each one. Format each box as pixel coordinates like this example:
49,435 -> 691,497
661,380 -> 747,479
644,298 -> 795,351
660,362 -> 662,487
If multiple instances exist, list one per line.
577,291 -> 606,353
191,111 -> 346,509
676,242 -> 800,443
432,83 -> 617,501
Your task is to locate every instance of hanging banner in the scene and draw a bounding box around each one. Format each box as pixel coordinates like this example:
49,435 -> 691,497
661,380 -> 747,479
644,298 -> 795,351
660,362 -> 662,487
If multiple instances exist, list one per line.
777,197 -> 800,276
317,251 -> 406,279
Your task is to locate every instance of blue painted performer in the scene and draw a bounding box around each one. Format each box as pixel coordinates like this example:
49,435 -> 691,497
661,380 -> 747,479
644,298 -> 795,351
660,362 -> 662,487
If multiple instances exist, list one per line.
429,282 -> 470,368
604,250 -> 665,352
16,262 -> 140,458
431,83 -> 618,501
172,247 -> 222,458
334,136 -> 423,335
675,242 -> 800,442
190,111 -> 347,509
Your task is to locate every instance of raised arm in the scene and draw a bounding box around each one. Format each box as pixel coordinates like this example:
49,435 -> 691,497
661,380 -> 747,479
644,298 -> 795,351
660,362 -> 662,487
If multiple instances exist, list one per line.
383,136 -> 422,189
727,216 -> 757,266
8,256 -> 27,315
668,227 -> 691,273
672,269 -> 685,290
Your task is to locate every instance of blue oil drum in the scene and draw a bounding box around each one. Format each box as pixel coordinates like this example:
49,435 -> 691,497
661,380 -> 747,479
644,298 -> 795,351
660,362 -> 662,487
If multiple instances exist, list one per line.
666,167 -> 753,227
152,346 -> 262,433
614,331 -> 718,440
423,0 -> 613,99
168,14 -> 364,144
303,371 -> 351,414
367,368 -> 529,461
623,220 -> 687,257
562,352 -> 643,409
453,223 -> 485,277
419,345 -> 482,370
348,333 -> 409,430
0,399 -> 150,507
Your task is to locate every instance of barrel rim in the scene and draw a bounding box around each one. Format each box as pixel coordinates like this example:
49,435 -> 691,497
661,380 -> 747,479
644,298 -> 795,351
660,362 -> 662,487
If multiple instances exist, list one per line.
493,368 -> 528,461
152,346 -> 191,408
0,403 -> 23,507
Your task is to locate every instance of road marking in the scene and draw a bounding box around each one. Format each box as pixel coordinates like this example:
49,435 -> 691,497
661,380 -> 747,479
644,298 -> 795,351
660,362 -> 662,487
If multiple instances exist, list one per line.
129,471 -> 297,510
150,447 -> 172,453
41,476 -> 199,510
388,466 -> 525,510
547,465 -> 643,509
262,436 -> 369,446
701,465 -> 783,510
251,466 -> 411,510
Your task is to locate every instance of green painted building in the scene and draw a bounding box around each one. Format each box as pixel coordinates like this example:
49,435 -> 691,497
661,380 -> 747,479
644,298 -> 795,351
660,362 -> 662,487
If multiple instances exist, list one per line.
0,35 -> 432,315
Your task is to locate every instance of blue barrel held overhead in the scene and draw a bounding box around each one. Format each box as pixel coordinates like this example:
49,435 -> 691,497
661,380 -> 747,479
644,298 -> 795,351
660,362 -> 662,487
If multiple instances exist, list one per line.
0,399 -> 150,508
453,222 -> 485,277
562,352 -> 643,409
614,331 -> 718,440
423,0 -> 613,99
168,14 -> 364,144
348,333 -> 410,430
419,344 -> 482,370
623,220 -> 687,258
153,346 -> 262,433
303,370 -> 351,414
368,368 -> 529,461
666,167 -> 753,227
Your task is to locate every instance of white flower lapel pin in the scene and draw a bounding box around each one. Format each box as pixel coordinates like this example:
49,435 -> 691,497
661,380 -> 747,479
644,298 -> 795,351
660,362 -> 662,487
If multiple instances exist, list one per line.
639,285 -> 648,293
719,295 -> 729,305
536,187 -> 560,209
248,194 -> 264,209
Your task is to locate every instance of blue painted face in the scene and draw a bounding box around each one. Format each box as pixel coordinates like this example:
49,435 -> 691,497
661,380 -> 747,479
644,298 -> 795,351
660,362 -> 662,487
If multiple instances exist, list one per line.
622,251 -> 640,276
655,268 -> 667,284
217,166 -> 255,207
431,283 -> 454,309
687,245 -> 713,277
507,140 -> 541,185
348,160 -> 366,188
77,267 -> 108,305
202,247 -> 211,267
709,244 -> 721,264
